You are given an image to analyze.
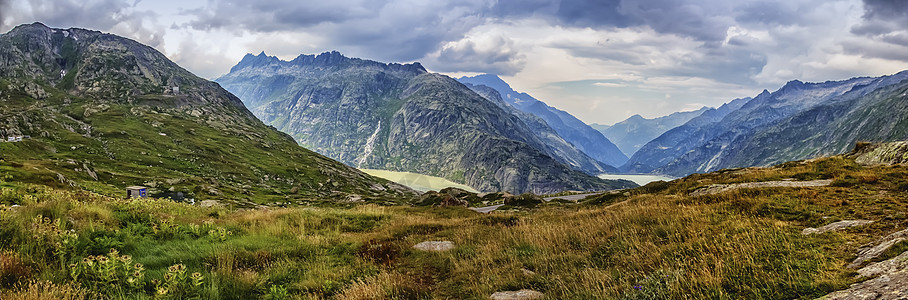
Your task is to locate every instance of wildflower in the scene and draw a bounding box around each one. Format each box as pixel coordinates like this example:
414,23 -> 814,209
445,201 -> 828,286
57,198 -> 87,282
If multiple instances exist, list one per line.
633,285 -> 643,290
156,287 -> 169,295
135,263 -> 144,269
191,272 -> 202,279
97,256 -> 109,264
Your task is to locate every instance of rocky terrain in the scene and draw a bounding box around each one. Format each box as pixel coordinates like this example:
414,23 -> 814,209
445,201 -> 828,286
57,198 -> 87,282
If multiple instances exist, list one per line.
0,23 -> 416,205
216,52 -> 634,194
457,74 -> 628,167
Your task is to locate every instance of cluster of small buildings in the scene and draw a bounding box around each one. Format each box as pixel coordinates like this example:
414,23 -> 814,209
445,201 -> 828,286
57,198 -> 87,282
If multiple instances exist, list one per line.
2,135 -> 30,142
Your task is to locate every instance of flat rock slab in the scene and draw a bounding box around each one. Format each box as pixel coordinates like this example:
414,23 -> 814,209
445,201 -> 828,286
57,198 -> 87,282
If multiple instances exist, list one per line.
819,269 -> 908,300
690,179 -> 833,196
470,204 -> 504,214
851,228 -> 908,269
802,220 -> 874,235
413,241 -> 455,252
490,289 -> 544,300
543,192 -> 602,202
859,250 -> 908,278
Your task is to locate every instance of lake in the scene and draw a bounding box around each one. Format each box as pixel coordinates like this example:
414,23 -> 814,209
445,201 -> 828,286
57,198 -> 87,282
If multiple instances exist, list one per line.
598,174 -> 676,186
359,169 -> 478,193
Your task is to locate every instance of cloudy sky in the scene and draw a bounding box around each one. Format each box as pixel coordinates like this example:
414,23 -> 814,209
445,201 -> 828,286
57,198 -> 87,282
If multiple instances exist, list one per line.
2,0 -> 908,124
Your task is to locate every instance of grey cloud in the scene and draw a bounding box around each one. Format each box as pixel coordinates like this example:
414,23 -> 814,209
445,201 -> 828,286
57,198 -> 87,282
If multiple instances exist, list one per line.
843,40 -> 908,61
851,21 -> 896,35
1,0 -> 164,47
734,1 -> 801,26
862,0 -> 908,21
851,0 -> 908,50
616,0 -> 733,43
180,0 -> 485,63
432,35 -> 527,76
0,0 -> 9,31
181,0 -> 373,32
490,0 -> 732,43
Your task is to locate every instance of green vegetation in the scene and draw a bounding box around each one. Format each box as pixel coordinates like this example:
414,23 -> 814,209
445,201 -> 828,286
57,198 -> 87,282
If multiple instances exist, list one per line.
1,155 -> 906,298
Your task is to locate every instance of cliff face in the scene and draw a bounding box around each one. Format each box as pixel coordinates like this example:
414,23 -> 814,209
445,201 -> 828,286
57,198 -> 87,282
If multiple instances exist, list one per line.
217,52 -> 635,194
0,23 -> 417,205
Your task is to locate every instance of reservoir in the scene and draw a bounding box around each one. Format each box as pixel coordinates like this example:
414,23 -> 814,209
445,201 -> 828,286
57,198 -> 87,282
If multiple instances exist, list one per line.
598,174 -> 675,186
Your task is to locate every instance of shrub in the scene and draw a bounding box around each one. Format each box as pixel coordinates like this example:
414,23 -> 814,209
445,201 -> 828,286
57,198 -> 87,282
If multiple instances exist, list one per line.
152,264 -> 204,299
69,248 -> 145,294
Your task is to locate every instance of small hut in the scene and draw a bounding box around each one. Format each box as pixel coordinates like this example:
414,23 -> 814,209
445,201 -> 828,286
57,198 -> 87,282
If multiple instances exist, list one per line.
126,186 -> 147,198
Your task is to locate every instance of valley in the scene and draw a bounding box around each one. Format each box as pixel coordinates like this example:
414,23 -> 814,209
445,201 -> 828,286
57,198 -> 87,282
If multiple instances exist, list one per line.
2,3 -> 908,297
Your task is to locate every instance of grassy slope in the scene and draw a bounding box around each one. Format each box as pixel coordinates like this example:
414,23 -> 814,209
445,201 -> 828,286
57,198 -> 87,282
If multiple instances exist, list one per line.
2,154 -> 906,299
0,82 -> 412,207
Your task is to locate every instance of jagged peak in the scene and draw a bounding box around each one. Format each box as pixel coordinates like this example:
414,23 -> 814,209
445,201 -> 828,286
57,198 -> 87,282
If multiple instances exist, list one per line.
230,51 -> 281,73
229,50 -> 426,74
457,74 -> 515,95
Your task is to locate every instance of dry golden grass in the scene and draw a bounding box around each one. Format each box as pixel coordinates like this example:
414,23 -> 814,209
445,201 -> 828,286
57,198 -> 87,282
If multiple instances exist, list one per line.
0,280 -> 90,300
0,155 -> 906,298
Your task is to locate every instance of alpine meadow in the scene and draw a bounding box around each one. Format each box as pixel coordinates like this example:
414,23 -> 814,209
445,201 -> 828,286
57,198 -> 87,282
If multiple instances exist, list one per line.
2,1 -> 908,299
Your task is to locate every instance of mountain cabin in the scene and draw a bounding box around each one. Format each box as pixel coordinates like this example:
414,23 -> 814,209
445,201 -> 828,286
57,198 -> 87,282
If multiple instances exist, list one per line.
126,186 -> 147,198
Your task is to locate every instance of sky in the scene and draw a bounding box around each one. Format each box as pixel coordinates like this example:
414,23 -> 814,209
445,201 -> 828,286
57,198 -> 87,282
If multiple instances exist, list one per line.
2,0 -> 908,125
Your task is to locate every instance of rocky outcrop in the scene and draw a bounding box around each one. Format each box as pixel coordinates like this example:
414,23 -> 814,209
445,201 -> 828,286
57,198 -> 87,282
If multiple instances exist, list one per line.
854,141 -> 908,166
850,228 -> 908,269
820,270 -> 908,300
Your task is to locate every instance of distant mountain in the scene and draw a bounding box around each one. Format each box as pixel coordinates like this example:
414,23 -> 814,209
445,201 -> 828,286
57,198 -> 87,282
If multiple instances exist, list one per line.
625,71 -> 908,176
0,23 -> 417,205
457,74 -> 629,167
462,82 -> 617,174
622,98 -> 749,174
216,52 -> 635,194
594,108 -> 709,157
707,71 -> 908,169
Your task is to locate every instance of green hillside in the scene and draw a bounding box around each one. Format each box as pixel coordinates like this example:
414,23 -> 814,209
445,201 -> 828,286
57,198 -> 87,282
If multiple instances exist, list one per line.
0,23 -> 415,207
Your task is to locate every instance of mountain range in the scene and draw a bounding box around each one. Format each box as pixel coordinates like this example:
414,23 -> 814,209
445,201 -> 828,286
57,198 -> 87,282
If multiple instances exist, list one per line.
215,52 -> 634,194
456,74 -> 629,167
591,107 -> 709,157
0,23 -> 416,205
624,71 -> 908,176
